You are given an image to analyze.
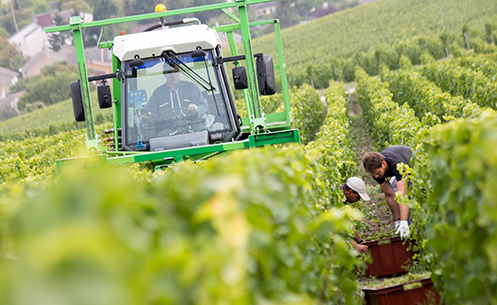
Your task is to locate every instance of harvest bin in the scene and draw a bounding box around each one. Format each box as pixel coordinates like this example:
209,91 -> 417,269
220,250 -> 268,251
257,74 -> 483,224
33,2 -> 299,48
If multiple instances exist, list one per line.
364,236 -> 414,278
362,277 -> 440,305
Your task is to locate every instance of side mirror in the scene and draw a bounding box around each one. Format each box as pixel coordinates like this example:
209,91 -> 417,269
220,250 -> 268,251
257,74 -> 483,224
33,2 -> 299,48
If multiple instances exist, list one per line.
98,85 -> 112,109
192,47 -> 207,58
256,54 -> 276,95
71,81 -> 85,122
129,57 -> 144,67
232,66 -> 248,90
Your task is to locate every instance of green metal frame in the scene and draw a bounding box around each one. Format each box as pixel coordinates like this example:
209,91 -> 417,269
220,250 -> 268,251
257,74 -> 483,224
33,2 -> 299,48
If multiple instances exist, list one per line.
47,0 -> 299,169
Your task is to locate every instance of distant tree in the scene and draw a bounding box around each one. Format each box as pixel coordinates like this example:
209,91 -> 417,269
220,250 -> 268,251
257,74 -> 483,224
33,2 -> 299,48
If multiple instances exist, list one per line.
0,27 -> 10,38
294,0 -> 322,20
13,0 -> 32,10
485,23 -> 494,45
276,0 -> 300,28
0,104 -> 18,122
60,0 -> 92,14
0,11 -> 19,34
93,0 -> 118,20
124,0 -> 157,17
122,0 -> 133,17
48,13 -> 70,52
33,0 -> 49,14
23,101 -> 45,113
0,3 -> 36,35
17,62 -> 78,111
83,0 -> 119,47
0,37 -> 25,70
9,77 -> 28,93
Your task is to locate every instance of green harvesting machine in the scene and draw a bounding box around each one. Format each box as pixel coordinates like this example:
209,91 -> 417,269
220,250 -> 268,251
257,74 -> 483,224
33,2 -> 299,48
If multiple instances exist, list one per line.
46,0 -> 299,170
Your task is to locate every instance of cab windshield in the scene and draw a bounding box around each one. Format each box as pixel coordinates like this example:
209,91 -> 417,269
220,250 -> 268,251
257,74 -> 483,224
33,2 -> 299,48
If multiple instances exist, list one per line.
123,51 -> 232,150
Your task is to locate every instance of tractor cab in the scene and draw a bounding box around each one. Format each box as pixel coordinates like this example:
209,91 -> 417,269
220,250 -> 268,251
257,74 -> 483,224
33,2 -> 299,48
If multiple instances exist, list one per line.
116,24 -> 240,152
47,1 -> 300,169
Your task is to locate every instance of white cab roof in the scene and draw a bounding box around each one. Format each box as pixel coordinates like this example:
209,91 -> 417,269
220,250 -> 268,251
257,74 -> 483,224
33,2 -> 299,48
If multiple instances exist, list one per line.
113,24 -> 220,61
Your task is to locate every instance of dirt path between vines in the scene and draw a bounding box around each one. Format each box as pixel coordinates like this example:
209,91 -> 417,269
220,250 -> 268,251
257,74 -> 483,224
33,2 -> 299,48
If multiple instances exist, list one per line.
317,86 -> 394,239
346,90 -> 395,240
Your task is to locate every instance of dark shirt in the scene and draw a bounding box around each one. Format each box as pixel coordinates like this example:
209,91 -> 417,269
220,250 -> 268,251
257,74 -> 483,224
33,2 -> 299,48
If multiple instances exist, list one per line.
145,80 -> 206,119
373,145 -> 412,185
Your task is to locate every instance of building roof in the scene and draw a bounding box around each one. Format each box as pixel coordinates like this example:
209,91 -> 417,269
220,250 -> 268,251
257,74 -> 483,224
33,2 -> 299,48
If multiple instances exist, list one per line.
19,46 -> 72,77
0,66 -> 19,77
20,52 -> 46,73
57,8 -> 77,23
34,12 -> 54,28
66,46 -> 112,65
9,22 -> 41,43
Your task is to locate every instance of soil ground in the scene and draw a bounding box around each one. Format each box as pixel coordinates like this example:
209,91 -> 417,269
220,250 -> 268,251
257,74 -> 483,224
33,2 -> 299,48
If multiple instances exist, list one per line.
346,92 -> 395,240
316,87 -> 394,239
343,88 -> 422,290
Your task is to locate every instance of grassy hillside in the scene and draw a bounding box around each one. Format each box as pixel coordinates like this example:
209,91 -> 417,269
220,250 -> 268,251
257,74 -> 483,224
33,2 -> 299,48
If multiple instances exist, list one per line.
4,0 -> 496,138
0,100 -> 75,136
0,91 -> 111,139
253,0 -> 497,71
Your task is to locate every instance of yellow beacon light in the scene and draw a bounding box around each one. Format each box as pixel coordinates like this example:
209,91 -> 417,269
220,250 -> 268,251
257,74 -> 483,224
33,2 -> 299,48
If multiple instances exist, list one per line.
155,4 -> 167,13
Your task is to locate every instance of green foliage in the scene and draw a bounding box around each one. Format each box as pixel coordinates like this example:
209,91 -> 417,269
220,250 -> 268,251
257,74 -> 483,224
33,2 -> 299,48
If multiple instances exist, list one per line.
81,0 -> 121,47
17,62 -> 79,111
259,92 -> 284,114
364,271 -> 431,289
307,64 -> 333,89
419,50 -> 436,65
485,23 -> 495,44
470,37 -> 497,54
49,13 -> 72,52
358,58 -> 497,304
0,76 -> 364,303
9,77 -> 29,94
399,55 -> 413,70
32,0 -> 49,14
60,0 -> 92,13
411,109 -> 497,304
0,143 -> 363,304
0,27 -> 10,39
0,91 -> 112,141
421,60 -> 497,109
0,129 -> 86,184
0,7 -> 32,35
454,53 -> 497,80
0,105 -> 18,122
383,68 -> 482,123
0,37 -> 26,70
355,68 -> 422,148
253,0 -> 497,78
290,84 -> 326,145
235,86 -> 325,146
283,33 -> 469,87
307,81 -> 358,208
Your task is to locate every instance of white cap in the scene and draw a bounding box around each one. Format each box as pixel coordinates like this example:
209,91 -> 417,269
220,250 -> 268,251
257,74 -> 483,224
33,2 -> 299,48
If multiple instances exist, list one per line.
346,177 -> 371,201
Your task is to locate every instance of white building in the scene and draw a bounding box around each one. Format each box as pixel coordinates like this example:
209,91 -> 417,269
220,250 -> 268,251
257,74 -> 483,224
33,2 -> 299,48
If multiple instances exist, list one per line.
8,22 -> 48,58
0,66 -> 18,98
8,9 -> 93,60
